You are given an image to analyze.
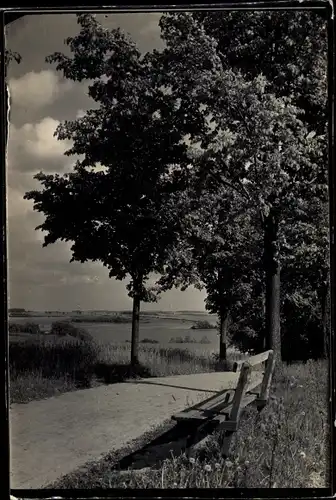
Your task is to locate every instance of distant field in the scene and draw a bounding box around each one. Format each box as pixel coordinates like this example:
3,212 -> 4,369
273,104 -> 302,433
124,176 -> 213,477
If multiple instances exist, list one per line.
8,312 -> 219,351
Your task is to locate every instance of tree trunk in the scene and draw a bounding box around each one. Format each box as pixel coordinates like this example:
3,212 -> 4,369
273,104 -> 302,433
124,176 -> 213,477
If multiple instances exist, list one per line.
131,294 -> 140,367
219,310 -> 230,361
263,209 -> 281,361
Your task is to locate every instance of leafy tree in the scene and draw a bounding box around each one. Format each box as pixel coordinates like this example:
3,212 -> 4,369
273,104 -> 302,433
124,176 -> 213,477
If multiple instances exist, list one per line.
193,10 -> 327,132
4,49 -> 21,143
280,193 -> 330,359
24,14 -> 206,366
156,12 -> 325,361
5,49 -> 22,69
192,10 -> 329,359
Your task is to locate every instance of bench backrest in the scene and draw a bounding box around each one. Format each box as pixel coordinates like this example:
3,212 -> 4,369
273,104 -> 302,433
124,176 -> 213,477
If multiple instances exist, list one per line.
232,349 -> 273,372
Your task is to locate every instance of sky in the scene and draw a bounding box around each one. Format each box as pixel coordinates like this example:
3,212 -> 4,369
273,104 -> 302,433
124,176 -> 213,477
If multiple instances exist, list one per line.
5,13 -> 207,312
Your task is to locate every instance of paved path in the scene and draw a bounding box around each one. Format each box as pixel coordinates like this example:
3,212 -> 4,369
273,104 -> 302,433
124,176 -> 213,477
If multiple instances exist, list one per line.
10,371 -> 252,489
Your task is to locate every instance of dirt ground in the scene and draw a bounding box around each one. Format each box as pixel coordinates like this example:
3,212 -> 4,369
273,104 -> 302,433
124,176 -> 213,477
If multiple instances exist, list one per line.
10,371 -> 251,490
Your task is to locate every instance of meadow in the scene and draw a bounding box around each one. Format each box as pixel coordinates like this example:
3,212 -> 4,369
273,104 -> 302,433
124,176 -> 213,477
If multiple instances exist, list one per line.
8,313 -> 224,404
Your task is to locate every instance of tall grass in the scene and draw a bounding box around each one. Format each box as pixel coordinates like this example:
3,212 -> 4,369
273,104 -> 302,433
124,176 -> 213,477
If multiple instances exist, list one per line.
95,342 -> 219,377
9,338 -> 231,403
9,339 -> 99,403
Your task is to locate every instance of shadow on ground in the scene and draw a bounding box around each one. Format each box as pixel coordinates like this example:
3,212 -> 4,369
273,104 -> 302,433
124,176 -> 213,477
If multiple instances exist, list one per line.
94,362 -> 153,384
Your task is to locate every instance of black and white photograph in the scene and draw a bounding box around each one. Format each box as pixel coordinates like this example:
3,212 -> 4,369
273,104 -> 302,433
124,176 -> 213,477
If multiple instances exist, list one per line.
5,4 -> 333,493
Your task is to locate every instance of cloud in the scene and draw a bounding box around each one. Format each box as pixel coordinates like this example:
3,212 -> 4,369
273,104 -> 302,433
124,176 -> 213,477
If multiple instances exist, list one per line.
7,116 -> 73,174
7,186 -> 33,218
8,70 -> 73,110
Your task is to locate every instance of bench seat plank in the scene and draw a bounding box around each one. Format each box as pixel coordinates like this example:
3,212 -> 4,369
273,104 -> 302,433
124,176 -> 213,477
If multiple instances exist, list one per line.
172,377 -> 262,422
172,374 -> 263,423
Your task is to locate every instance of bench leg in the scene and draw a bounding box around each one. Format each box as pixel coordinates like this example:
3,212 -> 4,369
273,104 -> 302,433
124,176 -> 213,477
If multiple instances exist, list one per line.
185,421 -> 214,459
256,399 -> 267,411
219,431 -> 235,458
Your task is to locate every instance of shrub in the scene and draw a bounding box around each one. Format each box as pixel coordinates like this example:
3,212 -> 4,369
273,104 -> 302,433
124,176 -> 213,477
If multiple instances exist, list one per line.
190,320 -> 215,330
9,322 -> 41,334
200,335 -> 211,344
50,321 -> 93,342
141,338 -> 159,344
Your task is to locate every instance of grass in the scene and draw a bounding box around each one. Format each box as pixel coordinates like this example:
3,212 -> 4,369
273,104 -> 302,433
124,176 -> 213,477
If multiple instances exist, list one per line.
49,359 -> 329,489
9,330 -> 329,488
169,335 -> 212,344
9,336 -> 236,404
9,338 -> 99,403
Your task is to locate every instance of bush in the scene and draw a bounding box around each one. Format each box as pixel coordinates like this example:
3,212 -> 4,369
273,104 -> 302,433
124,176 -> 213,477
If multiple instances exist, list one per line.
50,321 -> 93,342
190,320 -> 215,330
9,322 -> 41,334
141,338 -> 159,344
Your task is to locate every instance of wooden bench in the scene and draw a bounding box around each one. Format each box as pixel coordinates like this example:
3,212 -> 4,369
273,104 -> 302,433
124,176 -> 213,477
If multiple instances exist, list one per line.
171,349 -> 275,457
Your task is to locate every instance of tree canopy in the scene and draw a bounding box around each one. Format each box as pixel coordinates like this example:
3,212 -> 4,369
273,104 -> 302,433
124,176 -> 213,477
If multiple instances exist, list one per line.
24,11 -> 329,363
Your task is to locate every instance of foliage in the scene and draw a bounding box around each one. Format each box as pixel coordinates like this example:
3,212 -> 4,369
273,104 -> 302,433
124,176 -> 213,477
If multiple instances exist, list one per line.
50,321 -> 93,342
193,10 -> 327,132
190,10 -> 329,359
24,13 -> 208,363
5,49 -> 22,70
155,12 -> 327,359
9,322 -> 41,334
190,320 -> 215,330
